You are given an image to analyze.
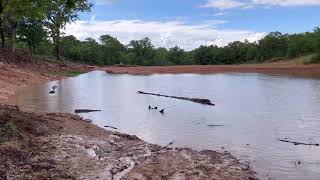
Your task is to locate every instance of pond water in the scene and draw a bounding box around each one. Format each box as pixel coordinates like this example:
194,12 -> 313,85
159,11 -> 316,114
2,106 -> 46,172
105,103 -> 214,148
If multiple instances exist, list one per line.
8,71 -> 320,179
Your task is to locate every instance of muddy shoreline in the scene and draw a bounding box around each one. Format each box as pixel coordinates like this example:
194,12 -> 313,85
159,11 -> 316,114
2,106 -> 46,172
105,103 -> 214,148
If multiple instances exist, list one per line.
0,62 -> 257,179
106,64 -> 320,76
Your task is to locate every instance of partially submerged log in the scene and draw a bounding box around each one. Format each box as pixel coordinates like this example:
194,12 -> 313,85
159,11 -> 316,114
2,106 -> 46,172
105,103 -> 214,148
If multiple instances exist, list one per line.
137,91 -> 215,106
278,139 -> 319,146
104,125 -> 118,130
152,140 -> 175,153
75,109 -> 102,113
207,124 -> 224,127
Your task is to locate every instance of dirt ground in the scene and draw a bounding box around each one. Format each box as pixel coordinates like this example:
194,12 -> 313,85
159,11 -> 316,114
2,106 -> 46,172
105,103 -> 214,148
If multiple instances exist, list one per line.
0,50 -> 257,179
0,104 -> 257,180
106,64 -> 320,76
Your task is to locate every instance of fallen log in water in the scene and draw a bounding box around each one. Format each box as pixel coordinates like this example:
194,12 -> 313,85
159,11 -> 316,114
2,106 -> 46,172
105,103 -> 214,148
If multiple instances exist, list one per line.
207,124 -> 224,127
278,139 -> 319,146
75,109 -> 102,113
104,125 -> 118,130
152,140 -> 175,153
137,91 -> 215,106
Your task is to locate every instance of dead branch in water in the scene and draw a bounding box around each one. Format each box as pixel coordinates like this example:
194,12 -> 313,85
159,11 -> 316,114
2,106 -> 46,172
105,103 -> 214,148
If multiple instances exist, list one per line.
137,91 -> 215,106
75,109 -> 101,113
278,139 -> 319,146
207,124 -> 224,127
104,125 -> 118,130
152,140 -> 175,153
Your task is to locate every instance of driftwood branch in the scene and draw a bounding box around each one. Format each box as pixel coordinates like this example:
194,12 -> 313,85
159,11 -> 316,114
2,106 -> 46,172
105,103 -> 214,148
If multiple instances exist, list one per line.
75,109 -> 101,113
152,140 -> 175,153
137,91 -> 215,106
278,139 -> 319,146
104,125 -> 118,130
207,124 -> 224,127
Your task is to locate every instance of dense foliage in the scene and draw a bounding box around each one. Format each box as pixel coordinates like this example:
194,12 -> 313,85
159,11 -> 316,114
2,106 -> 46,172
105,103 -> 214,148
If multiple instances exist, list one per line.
0,1 -> 319,65
0,0 -> 92,58
58,29 -> 320,65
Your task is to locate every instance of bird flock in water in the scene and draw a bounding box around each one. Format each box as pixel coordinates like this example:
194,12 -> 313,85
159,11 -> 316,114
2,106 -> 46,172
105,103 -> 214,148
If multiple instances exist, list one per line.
49,85 -> 58,94
149,105 -> 164,114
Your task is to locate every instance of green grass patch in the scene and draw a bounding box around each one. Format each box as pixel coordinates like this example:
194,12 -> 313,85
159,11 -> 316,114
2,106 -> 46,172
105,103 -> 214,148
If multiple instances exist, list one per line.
295,54 -> 318,65
310,54 -> 320,64
0,122 -> 20,144
59,70 -> 84,77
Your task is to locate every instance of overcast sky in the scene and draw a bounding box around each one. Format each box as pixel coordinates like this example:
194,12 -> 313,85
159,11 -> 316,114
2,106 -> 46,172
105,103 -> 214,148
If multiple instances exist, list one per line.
64,0 -> 320,50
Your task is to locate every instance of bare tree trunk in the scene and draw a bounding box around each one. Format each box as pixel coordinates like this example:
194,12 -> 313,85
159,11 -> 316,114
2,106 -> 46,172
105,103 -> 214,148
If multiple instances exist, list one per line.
10,23 -> 17,53
27,40 -> 32,55
32,44 -> 36,55
0,5 -> 4,48
54,29 -> 61,60
55,43 -> 60,60
0,28 -> 4,48
0,16 -> 4,48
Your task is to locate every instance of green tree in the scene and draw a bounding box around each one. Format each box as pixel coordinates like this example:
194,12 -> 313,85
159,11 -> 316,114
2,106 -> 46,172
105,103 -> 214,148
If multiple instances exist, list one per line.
152,47 -> 170,65
128,37 -> 155,65
313,27 -> 320,61
3,0 -> 42,52
167,46 -> 185,65
257,32 -> 288,61
18,17 -> 47,54
193,45 -> 220,65
79,38 -> 103,64
45,0 -> 92,60
60,35 -> 81,60
0,0 -> 9,48
99,34 -> 125,65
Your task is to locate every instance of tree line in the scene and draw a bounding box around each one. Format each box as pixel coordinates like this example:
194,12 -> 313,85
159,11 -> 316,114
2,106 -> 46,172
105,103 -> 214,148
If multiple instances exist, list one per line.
0,0 -> 319,65
60,29 -> 320,65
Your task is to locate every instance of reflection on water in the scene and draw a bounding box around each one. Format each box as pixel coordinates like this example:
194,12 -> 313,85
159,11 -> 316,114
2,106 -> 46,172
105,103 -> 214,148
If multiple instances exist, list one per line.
8,71 -> 320,180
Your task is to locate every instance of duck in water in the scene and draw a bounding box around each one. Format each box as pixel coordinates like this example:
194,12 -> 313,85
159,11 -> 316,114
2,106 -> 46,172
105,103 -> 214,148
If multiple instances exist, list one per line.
52,85 -> 58,90
159,109 -> 164,114
49,85 -> 57,94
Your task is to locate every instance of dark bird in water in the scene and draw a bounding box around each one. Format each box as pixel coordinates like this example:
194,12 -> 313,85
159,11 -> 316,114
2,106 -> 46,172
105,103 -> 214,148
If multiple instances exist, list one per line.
154,106 -> 158,110
49,90 -> 55,94
148,105 -> 151,110
159,109 -> 164,114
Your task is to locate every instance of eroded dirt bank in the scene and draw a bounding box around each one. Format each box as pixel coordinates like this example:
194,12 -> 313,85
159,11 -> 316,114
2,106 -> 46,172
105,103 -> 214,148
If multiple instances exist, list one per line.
106,64 -> 320,76
0,104 -> 257,180
0,49 -> 92,102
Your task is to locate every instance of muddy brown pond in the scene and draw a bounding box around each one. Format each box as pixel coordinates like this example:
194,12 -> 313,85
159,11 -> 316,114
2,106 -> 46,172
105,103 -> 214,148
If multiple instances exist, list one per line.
8,71 -> 320,179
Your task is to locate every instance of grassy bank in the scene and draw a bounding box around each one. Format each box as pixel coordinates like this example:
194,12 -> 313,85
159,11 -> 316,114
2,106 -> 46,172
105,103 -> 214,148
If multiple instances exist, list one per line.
58,70 -> 84,77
